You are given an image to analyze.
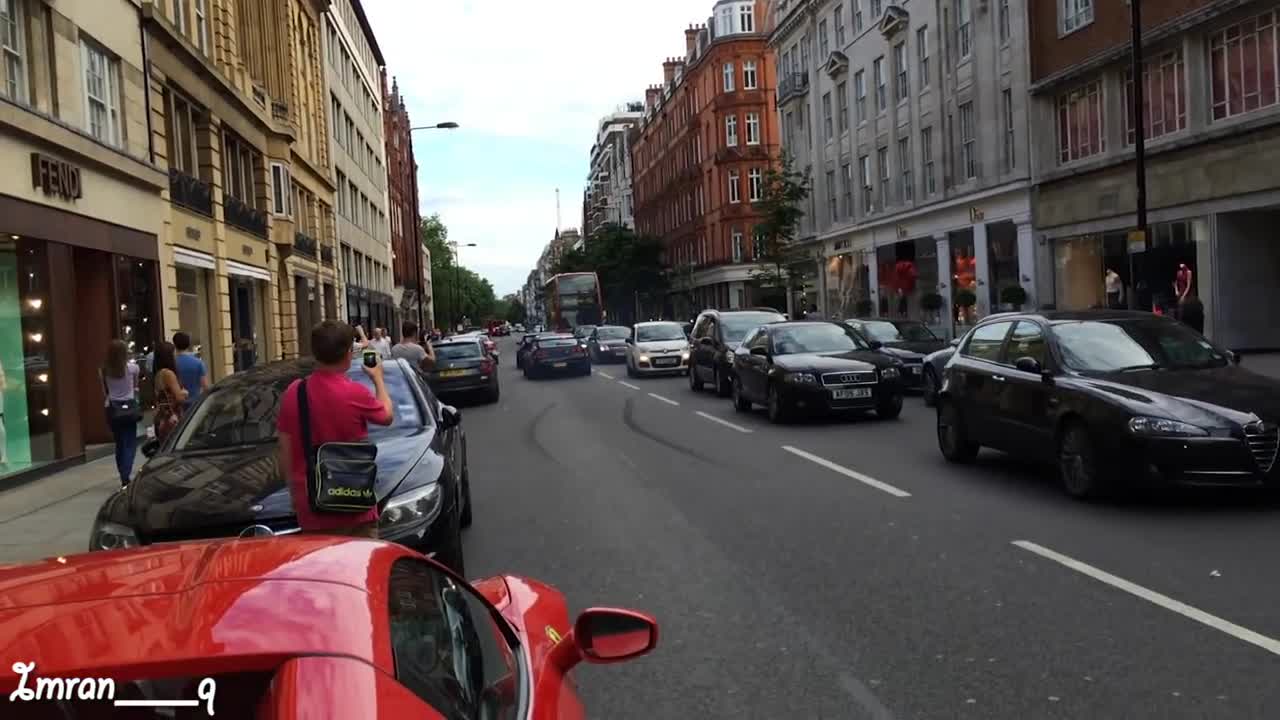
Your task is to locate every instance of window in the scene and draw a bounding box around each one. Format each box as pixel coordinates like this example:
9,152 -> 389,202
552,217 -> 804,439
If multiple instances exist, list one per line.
998,0 -> 1011,44
822,92 -> 833,139
387,559 -> 519,719
745,112 -> 760,145
877,146 -> 889,207
725,114 -> 738,146
81,40 -> 122,146
841,162 -> 853,217
963,321 -> 1014,362
871,0 -> 883,17
894,42 -> 908,100
743,60 -> 758,89
859,154 -> 872,212
853,0 -> 863,33
1,0 -> 27,103
826,170 -> 838,222
956,0 -> 972,59
731,228 -> 743,262
748,168 -> 763,202
1061,0 -> 1093,35
898,136 -> 913,203
165,89 -> 199,175
331,95 -> 342,145
917,26 -> 930,90
874,56 -> 886,111
959,101 -> 976,179
270,162 -> 292,216
173,0 -> 187,34
834,6 -> 846,46
335,170 -> 347,216
222,131 -> 256,204
739,3 -> 754,33
1210,13 -> 1278,121
921,126 -> 935,194
1002,89 -> 1015,171
723,62 -> 735,92
728,170 -> 740,203
836,82 -> 848,133
1057,80 -> 1104,163
1128,50 -> 1187,141
854,70 -> 867,122
819,19 -> 829,58
1008,322 -> 1047,367
718,5 -> 733,35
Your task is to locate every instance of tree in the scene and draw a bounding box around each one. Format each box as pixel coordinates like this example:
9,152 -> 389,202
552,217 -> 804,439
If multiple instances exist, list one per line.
419,214 -> 496,328
748,160 -> 813,297
500,294 -> 526,324
551,224 -> 669,325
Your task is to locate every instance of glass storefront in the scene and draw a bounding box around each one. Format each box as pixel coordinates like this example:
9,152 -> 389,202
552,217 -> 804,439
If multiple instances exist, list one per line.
175,266 -> 213,362
825,251 -> 872,320
230,276 -> 268,371
950,229 -> 979,330
986,221 -> 1021,311
1054,220 -> 1196,313
0,238 -> 55,478
116,256 -> 161,411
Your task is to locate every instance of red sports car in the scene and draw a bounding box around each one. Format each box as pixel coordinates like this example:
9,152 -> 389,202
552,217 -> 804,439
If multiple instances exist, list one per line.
0,536 -> 657,719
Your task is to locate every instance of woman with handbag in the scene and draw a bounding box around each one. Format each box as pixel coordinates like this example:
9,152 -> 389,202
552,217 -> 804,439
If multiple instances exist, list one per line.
152,341 -> 188,445
101,340 -> 143,486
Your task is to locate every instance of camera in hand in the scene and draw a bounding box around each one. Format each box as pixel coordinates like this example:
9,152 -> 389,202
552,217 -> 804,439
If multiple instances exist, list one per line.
363,349 -> 378,368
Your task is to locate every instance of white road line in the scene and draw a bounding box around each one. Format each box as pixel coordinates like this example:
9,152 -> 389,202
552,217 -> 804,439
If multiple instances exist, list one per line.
694,411 -> 753,434
596,370 -> 615,379
1012,540 -> 1280,657
647,392 -> 680,406
781,446 -> 911,498
618,381 -> 641,390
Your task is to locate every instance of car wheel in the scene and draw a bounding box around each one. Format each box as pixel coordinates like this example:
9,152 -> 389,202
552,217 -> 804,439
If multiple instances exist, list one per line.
437,508 -> 466,576
877,393 -> 903,420
923,366 -> 939,408
689,363 -> 704,392
1059,421 -> 1105,500
937,400 -> 979,463
713,365 -> 731,397
459,465 -> 473,529
486,383 -> 500,404
767,383 -> 790,424
732,376 -> 751,412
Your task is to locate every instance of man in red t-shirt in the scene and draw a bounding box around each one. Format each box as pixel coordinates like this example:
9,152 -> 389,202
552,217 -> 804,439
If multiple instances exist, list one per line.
276,321 -> 394,537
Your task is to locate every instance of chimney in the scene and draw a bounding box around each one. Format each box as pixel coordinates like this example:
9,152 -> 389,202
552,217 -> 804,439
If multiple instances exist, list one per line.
685,24 -> 699,55
663,58 -> 677,85
645,86 -> 660,112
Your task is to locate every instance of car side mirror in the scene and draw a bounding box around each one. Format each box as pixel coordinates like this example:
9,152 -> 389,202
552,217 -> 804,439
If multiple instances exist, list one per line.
1014,356 -> 1042,374
439,405 -> 462,429
1227,350 -> 1241,366
868,340 -> 884,350
574,608 -> 658,664
141,438 -> 160,459
950,338 -> 962,348
749,346 -> 769,357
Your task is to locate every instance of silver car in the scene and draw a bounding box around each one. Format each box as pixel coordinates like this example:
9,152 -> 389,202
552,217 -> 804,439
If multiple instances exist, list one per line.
626,321 -> 691,377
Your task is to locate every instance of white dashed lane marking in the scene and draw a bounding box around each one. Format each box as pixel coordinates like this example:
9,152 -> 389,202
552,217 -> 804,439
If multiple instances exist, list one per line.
618,381 -> 641,390
596,370 -> 615,379
694,411 -> 753,434
781,446 -> 912,498
647,393 -> 680,406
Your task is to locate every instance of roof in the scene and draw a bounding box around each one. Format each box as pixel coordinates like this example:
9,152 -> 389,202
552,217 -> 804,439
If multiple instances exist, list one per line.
346,0 -> 386,66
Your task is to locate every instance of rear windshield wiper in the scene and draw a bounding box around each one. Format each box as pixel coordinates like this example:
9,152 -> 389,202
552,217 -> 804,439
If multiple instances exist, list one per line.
1112,363 -> 1161,372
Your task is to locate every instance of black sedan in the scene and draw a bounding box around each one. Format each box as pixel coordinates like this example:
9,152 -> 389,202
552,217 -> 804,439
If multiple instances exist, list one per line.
428,336 -> 500,403
936,310 -> 1280,499
523,333 -> 592,378
587,325 -> 633,363
89,357 -> 472,573
844,318 -> 948,390
730,321 -> 906,423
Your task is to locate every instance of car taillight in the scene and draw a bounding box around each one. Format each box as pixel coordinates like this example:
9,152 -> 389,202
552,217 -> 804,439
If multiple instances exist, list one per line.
480,358 -> 494,374
578,345 -> 589,355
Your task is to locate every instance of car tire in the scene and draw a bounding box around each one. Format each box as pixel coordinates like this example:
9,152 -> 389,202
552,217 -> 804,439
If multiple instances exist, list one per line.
436,506 -> 466,576
937,400 -> 979,463
1059,421 -> 1106,500
486,383 -> 500,404
459,465 -> 473,529
732,376 -> 751,412
877,393 -> 904,420
923,366 -> 939,408
689,364 -> 704,392
713,365 -> 731,397
767,383 -> 790,424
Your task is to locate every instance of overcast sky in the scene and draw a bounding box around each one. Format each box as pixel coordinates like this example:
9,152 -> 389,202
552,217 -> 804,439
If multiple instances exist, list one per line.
361,0 -> 710,297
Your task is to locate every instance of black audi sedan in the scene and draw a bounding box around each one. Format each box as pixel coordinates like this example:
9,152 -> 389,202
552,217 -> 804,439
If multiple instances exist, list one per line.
428,336 -> 500,403
936,310 -> 1280,499
730,321 -> 906,423
844,318 -> 948,390
89,357 -> 472,573
523,333 -> 592,378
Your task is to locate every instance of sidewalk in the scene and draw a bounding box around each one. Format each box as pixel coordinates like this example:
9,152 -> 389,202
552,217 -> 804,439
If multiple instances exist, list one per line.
0,456 -> 119,565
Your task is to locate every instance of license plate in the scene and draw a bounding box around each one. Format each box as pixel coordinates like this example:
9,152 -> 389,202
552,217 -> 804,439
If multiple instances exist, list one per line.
654,358 -> 679,366
553,362 -> 567,368
832,388 -> 873,400
909,366 -> 921,374
439,369 -> 468,378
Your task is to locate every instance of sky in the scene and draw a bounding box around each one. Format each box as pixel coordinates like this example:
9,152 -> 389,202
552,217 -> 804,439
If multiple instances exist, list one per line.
361,0 -> 713,297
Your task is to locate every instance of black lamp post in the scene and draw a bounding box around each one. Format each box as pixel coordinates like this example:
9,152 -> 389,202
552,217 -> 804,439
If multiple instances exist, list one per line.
1130,0 -> 1147,310
408,121 -> 459,331
449,241 -> 477,331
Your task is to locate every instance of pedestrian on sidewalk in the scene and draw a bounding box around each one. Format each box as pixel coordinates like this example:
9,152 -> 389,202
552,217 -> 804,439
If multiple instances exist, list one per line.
152,342 -> 188,444
370,327 -> 393,358
173,332 -> 210,411
100,340 -> 141,486
391,321 -> 436,372
276,321 -> 394,538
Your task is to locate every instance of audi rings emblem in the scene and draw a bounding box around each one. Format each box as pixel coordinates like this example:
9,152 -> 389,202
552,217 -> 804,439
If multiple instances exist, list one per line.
239,524 -> 276,538
841,374 -> 858,383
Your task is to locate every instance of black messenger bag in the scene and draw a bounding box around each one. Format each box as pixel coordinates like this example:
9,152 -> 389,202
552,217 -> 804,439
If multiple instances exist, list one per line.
297,379 -> 379,513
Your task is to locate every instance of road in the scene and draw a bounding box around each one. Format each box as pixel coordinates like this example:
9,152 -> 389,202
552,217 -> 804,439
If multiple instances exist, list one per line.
461,336 -> 1280,719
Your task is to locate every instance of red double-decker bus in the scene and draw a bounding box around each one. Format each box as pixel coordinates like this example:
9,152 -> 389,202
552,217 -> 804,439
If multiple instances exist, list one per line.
544,272 -> 603,331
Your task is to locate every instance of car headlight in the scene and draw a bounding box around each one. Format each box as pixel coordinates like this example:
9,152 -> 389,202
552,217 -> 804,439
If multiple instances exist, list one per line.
681,351 -> 690,360
785,372 -> 818,384
90,521 -> 139,552
639,354 -> 650,363
1128,416 -> 1209,437
380,483 -> 443,531
880,367 -> 900,380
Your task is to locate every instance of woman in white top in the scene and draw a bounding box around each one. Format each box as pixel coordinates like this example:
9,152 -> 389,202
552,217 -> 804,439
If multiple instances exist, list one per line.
102,339 -> 141,486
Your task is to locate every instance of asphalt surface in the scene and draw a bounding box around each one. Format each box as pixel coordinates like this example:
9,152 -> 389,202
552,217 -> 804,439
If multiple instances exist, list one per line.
458,336 -> 1280,719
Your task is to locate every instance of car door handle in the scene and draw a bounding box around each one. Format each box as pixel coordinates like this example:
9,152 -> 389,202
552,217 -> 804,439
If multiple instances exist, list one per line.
991,375 -> 1006,382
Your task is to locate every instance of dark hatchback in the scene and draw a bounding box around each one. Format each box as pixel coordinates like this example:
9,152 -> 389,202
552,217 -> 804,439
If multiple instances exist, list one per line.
587,325 -> 633,363
428,337 -> 500,403
523,333 -> 592,378
936,311 -> 1280,499
844,318 -> 948,390
731,321 -> 906,423
689,308 -> 787,396
89,358 -> 472,573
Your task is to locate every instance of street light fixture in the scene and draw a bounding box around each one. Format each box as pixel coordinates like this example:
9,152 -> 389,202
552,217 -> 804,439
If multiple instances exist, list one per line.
411,121 -> 460,131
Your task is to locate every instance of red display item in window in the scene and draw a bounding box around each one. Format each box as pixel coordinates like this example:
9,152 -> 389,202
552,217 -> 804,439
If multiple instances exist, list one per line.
895,260 -> 918,294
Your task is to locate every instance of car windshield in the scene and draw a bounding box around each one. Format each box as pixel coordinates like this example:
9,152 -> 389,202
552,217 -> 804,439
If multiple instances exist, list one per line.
636,323 -> 686,342
892,321 -> 938,342
172,364 -> 424,451
573,325 -> 597,338
721,312 -> 785,342
596,326 -> 631,340
1054,319 -> 1229,372
771,324 -> 869,354
435,342 -> 483,360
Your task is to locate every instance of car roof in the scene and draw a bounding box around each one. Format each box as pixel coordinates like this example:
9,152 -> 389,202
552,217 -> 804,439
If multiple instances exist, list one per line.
764,320 -> 842,330
636,320 -> 681,326
970,309 -> 1159,325
699,308 -> 786,317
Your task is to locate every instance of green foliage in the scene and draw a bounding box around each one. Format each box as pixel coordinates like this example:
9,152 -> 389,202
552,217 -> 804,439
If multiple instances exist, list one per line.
1000,285 -> 1028,308
748,160 -> 813,291
550,224 -> 669,325
922,292 -> 945,312
420,214 -> 496,328
502,295 -> 527,324
954,289 -> 978,308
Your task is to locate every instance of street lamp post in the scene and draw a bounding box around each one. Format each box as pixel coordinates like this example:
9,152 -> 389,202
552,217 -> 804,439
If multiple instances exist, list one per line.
1130,0 -> 1147,310
448,240 -> 477,331
408,121 -> 459,332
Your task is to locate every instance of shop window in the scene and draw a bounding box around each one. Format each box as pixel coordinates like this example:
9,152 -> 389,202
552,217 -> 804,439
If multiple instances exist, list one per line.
0,238 -> 57,482
115,256 -> 159,414
950,229 -> 978,329
176,267 -> 212,361
1209,10 -> 1278,121
987,222 -> 1020,311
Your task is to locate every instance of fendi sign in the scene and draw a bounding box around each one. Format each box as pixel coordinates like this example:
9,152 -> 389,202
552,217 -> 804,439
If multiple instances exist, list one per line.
30,153 -> 83,202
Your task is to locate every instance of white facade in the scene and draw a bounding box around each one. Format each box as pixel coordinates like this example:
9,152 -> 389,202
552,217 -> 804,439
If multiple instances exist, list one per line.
771,0 -> 1035,337
585,105 -> 644,236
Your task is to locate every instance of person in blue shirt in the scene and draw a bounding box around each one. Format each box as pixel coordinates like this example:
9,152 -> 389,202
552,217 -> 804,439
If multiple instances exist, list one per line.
172,332 -> 210,410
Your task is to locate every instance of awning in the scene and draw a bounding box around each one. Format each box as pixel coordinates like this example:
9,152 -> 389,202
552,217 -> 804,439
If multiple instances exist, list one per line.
226,259 -> 271,282
172,247 -> 216,270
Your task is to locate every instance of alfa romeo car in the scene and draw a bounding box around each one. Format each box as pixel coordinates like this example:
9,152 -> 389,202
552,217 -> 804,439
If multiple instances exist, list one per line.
0,536 -> 659,719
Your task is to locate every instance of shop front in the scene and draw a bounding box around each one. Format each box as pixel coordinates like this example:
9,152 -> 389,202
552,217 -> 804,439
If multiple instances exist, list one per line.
824,245 -> 872,320
228,262 -> 272,370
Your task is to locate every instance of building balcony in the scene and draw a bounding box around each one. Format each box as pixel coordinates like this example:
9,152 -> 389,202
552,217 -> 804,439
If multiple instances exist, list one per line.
712,89 -> 766,111
169,169 -> 212,217
715,145 -> 771,164
293,231 -> 317,258
321,245 -> 334,266
776,73 -> 810,104
224,194 -> 268,238
271,100 -> 290,123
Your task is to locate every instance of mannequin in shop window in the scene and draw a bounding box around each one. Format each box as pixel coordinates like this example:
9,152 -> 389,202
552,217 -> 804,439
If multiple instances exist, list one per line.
895,259 -> 917,316
1174,263 -> 1193,313
1105,268 -> 1125,309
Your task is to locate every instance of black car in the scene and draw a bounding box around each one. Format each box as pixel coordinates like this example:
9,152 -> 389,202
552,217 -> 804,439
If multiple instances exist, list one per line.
516,331 -> 559,370
523,333 -> 592,378
689,308 -> 786,396
587,325 -> 633,363
89,358 -> 472,573
936,310 -> 1280,499
572,325 -> 598,343
428,337 -> 500,403
731,321 -> 906,423
844,318 -> 947,390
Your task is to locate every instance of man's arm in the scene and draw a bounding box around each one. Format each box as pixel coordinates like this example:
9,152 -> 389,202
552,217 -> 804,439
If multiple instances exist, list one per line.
277,431 -> 293,481
200,360 -> 211,391
419,343 -> 436,371
361,360 -> 395,426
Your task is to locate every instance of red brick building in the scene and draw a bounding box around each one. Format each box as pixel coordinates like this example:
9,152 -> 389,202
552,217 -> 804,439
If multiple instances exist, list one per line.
632,0 -> 782,316
1027,0 -> 1280,351
382,72 -> 430,332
